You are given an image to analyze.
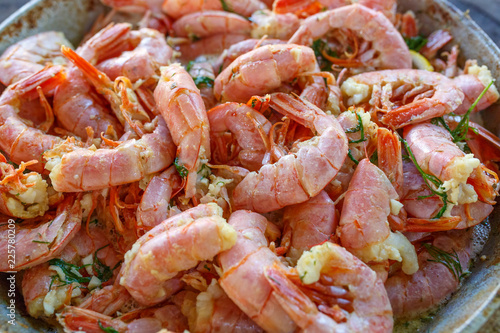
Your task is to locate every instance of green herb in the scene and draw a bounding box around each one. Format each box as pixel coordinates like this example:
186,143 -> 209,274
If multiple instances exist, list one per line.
347,149 -> 359,165
430,117 -> 451,133
189,34 -> 200,42
186,61 -> 195,72
174,158 -> 188,178
90,219 -> 99,225
48,258 -> 92,287
400,138 -> 448,218
7,161 -> 19,168
170,82 -> 177,89
98,320 -> 119,333
299,270 -> 307,282
193,76 -> 214,88
32,240 -> 51,244
346,113 -> 366,144
423,243 -> 469,282
220,0 -> 233,12
404,35 -> 428,52
197,163 -> 211,179
370,151 -> 378,165
92,245 -> 121,283
450,81 -> 494,143
311,39 -> 336,71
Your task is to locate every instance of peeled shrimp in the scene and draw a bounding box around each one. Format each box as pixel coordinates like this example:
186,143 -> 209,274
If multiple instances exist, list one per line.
0,31 -> 70,86
338,159 -> 419,275
214,44 -> 317,103
136,165 -> 182,231
0,196 -> 81,272
288,4 -> 410,69
172,11 -> 251,40
208,102 -> 272,172
154,63 -> 211,199
0,157 -> 48,219
264,242 -> 393,333
279,190 -> 337,263
233,93 -> 347,213
161,0 -> 267,20
0,66 -> 65,172
385,230 -> 471,318
218,210 -> 297,333
341,69 -> 464,128
120,203 -> 236,306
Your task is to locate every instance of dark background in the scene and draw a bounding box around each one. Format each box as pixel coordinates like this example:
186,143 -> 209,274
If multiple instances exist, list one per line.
0,0 -> 499,46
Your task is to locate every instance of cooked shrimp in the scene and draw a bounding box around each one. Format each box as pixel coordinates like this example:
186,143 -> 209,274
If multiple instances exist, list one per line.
453,61 -> 499,115
120,203 -> 236,306
250,10 -> 300,40
404,122 -> 497,209
0,157 -> 48,219
218,210 -> 297,333
288,4 -> 410,69
172,11 -> 251,40
21,222 -> 122,318
194,279 -> 263,333
136,165 -> 182,231
0,196 -> 81,272
0,31 -> 70,86
0,66 -> 65,172
161,0 -> 267,19
214,44 -> 318,103
385,230 -> 471,318
338,159 -> 419,275
154,63 -> 211,199
187,60 -> 217,109
176,34 -> 248,62
264,242 -> 393,333
208,102 -> 272,172
279,191 -> 337,263
100,0 -> 164,12
97,28 -> 173,83
232,93 -> 347,213
341,69 -> 464,128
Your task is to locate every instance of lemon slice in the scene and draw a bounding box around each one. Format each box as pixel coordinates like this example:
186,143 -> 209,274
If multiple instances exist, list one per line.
410,50 -> 434,71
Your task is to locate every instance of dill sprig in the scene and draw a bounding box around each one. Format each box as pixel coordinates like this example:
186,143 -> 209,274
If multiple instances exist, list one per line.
404,35 -> 428,52
48,259 -> 92,288
347,149 -> 359,165
400,137 -> 448,218
423,243 -> 469,282
346,112 -> 367,144
174,157 -> 188,178
193,76 -> 214,88
98,320 -> 119,333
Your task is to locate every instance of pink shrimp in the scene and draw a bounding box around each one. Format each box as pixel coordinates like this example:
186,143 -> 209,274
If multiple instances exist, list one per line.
250,10 -> 300,40
279,191 -> 337,262
0,195 -> 81,272
136,165 -> 182,231
218,210 -> 297,333
288,4 -> 410,69
194,279 -> 264,333
119,203 -> 236,306
176,34 -> 248,62
0,31 -> 70,86
0,65 -> 65,172
100,0 -> 164,12
21,223 -> 122,318
187,61 -> 218,109
385,230 -> 472,318
0,157 -> 48,219
154,63 -> 211,199
404,122 -> 498,207
214,44 -> 317,103
172,11 -> 251,40
264,242 -> 394,333
232,93 -> 347,213
161,0 -> 267,19
337,159 -> 419,275
452,61 -> 499,115
341,69 -> 464,129
208,102 -> 272,172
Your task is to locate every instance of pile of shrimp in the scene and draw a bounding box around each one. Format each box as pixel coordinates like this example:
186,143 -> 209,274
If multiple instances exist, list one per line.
1,0 -> 500,332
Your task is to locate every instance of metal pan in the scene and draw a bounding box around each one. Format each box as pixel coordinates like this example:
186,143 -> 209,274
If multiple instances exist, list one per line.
0,0 -> 498,332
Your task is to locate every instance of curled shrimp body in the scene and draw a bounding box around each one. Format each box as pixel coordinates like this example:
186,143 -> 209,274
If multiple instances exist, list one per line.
404,122 -> 497,208
120,203 -> 236,306
338,159 -> 419,275
288,4 -> 410,69
218,210 -> 297,333
385,230 -> 471,318
155,63 -> 211,199
264,242 -> 393,333
0,66 -> 65,172
279,191 -> 337,263
162,0 -> 267,20
172,11 -> 252,40
136,165 -> 182,231
176,34 -> 248,62
0,196 -> 81,272
208,102 -> 272,172
214,44 -> 317,103
341,70 -> 464,129
0,31 -> 70,86
0,157 -> 49,219
233,93 -> 347,213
